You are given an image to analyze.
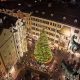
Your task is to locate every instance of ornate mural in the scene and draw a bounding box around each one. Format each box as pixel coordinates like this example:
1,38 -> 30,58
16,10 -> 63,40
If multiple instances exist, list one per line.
69,35 -> 80,52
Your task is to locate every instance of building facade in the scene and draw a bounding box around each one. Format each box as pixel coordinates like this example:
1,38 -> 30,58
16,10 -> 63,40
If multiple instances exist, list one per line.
29,16 -> 80,52
13,18 -> 28,58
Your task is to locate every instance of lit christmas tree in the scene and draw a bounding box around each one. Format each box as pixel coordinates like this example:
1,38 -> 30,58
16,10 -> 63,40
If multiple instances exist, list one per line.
34,29 -> 52,64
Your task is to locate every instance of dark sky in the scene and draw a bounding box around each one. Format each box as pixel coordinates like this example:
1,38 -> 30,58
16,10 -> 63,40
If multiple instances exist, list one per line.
0,0 -> 80,28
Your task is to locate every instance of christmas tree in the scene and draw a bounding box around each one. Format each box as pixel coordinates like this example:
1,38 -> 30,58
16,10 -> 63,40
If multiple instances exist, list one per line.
34,29 -> 52,63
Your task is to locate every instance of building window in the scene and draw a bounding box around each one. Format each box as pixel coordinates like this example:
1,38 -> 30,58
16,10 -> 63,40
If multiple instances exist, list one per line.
57,25 -> 61,28
39,20 -> 42,23
36,33 -> 39,36
56,30 -> 59,33
56,35 -> 59,38
42,20 -> 45,24
32,23 -> 35,26
65,37 -> 68,40
46,21 -> 49,25
29,18 -> 31,20
18,52 -> 20,54
41,20 -> 49,25
55,40 -> 58,43
32,18 -> 35,21
31,18 -> 35,21
36,24 -> 37,26
37,19 -> 40,22
54,24 -> 56,27
74,30 -> 79,34
16,40 -> 18,43
47,27 -> 50,30
53,23 -> 54,26
51,28 -> 55,32
50,22 -> 52,25
37,28 -> 40,31
35,19 -> 37,21
32,32 -> 35,35
32,27 -> 35,30
17,46 -> 19,49
46,32 -> 48,34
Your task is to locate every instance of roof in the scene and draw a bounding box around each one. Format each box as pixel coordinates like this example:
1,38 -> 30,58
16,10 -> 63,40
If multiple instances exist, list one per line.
0,0 -> 80,28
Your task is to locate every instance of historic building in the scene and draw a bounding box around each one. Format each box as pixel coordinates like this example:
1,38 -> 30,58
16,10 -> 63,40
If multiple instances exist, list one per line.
30,15 -> 80,52
12,18 -> 27,57
0,12 -> 28,77
0,0 -> 80,79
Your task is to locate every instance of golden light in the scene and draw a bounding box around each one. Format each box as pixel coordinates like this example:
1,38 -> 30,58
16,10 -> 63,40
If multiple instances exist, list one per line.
59,26 -> 71,36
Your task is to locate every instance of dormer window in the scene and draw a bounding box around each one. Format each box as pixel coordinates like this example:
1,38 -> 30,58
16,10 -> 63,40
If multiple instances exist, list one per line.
50,22 -> 52,25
